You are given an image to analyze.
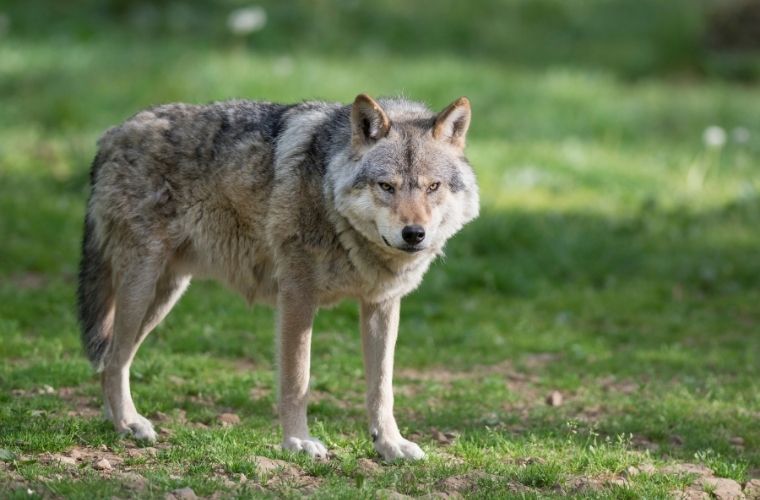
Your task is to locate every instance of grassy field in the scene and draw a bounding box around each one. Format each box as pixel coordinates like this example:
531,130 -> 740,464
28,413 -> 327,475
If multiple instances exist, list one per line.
1,1 -> 760,498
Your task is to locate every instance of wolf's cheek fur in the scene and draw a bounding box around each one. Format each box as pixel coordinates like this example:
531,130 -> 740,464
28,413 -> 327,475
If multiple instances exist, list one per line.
435,186 -> 480,244
340,188 -> 386,246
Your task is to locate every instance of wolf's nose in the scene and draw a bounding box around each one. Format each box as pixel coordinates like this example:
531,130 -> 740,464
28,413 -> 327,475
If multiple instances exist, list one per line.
401,225 -> 425,244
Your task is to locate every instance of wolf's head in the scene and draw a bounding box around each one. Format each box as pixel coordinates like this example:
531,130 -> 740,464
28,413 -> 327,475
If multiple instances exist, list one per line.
331,94 -> 479,258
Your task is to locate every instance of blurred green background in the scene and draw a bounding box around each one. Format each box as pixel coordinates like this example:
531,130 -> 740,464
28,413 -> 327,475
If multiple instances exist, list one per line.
1,0 -> 759,497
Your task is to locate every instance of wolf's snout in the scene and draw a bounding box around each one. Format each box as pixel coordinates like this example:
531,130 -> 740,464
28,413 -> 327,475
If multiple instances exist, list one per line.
401,225 -> 425,244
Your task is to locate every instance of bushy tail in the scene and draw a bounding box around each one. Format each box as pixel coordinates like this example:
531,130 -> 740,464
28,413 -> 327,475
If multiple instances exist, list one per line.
78,155 -> 115,372
77,213 -> 114,371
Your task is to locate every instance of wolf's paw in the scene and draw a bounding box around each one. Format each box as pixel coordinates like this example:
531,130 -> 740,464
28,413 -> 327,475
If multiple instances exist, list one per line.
375,437 -> 425,462
118,415 -> 157,442
282,436 -> 328,459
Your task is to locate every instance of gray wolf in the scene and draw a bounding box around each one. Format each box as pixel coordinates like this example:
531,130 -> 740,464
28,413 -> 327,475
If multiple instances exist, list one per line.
77,94 -> 479,461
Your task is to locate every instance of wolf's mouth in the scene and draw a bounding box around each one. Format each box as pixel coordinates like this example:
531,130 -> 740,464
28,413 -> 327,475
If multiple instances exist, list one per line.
383,236 -> 423,253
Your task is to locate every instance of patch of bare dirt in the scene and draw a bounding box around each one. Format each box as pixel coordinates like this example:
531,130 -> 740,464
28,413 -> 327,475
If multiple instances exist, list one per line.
435,471 -> 496,495
13,384 -> 104,419
661,463 -> 714,477
436,471 -> 537,497
249,456 -> 324,493
356,458 -> 383,476
744,479 -> 760,499
700,477 -> 745,499
673,488 -> 711,500
217,412 -> 240,426
166,486 -> 197,499
564,475 -> 612,493
374,488 -> 413,499
659,463 -> 754,500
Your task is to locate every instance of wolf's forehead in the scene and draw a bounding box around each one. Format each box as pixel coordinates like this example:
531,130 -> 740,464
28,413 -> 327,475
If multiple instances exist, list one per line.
366,136 -> 448,175
352,136 -> 464,192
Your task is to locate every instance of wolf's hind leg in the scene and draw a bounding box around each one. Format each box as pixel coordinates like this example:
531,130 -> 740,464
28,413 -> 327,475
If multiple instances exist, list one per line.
102,260 -> 188,442
139,272 -> 191,345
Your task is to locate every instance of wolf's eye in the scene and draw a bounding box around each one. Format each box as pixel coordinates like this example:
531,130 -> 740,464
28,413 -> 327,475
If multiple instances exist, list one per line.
379,182 -> 395,193
427,182 -> 441,193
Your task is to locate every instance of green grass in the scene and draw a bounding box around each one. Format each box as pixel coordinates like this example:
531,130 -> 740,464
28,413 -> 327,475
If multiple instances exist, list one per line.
1,1 -> 760,498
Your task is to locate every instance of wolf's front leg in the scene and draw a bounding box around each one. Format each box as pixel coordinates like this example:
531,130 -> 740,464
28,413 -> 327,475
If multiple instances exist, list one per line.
361,298 -> 425,461
277,286 -> 327,458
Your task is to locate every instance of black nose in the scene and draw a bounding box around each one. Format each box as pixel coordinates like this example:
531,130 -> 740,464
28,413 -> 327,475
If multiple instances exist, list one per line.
401,225 -> 425,245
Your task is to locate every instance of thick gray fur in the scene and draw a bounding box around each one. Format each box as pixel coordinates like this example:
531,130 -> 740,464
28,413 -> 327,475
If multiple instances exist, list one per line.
77,95 -> 479,458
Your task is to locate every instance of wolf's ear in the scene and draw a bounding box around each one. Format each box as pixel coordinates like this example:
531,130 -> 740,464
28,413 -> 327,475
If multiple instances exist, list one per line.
351,94 -> 390,149
433,97 -> 471,148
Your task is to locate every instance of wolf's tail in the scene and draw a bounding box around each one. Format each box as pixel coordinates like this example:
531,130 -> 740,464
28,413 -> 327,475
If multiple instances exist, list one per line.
77,159 -> 115,372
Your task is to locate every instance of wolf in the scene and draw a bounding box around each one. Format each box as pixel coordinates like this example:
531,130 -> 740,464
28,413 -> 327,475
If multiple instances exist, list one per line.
77,94 -> 479,461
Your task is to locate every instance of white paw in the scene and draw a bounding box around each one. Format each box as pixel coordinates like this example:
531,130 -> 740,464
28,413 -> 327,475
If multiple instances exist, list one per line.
118,415 -> 157,442
282,436 -> 328,459
375,436 -> 425,461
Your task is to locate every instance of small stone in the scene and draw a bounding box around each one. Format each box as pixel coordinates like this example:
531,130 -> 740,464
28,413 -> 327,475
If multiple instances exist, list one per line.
218,413 -> 241,426
166,487 -> 197,499
545,391 -> 563,407
94,458 -> 112,471
98,444 -> 108,451
700,477 -> 745,500
53,455 -> 76,466
432,429 -> 453,445
730,437 -> 745,446
623,466 -> 639,477
639,463 -> 656,474
436,472 -> 490,494
40,385 -> 55,395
